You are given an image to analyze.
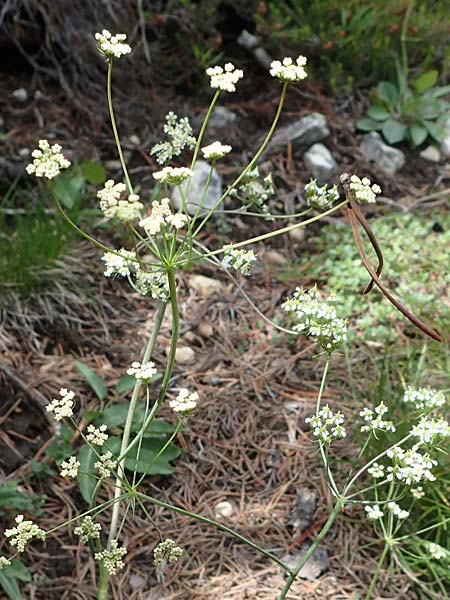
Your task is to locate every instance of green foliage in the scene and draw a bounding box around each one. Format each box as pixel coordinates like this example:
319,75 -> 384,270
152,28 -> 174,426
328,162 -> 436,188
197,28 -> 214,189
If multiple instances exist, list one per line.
0,481 -> 43,517
75,361 -> 108,402
0,559 -> 32,600
357,70 -> 450,147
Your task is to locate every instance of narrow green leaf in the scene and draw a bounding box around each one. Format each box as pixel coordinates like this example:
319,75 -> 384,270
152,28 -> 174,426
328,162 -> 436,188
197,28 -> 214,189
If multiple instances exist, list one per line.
367,105 -> 391,121
413,70 -> 438,93
356,117 -> 380,132
381,119 -> 407,144
426,84 -> 450,98
115,374 -> 136,396
6,560 -> 31,583
77,445 -> 97,504
81,160 -> 106,185
377,81 -> 398,107
75,361 -> 107,401
409,123 -> 428,147
0,571 -> 21,600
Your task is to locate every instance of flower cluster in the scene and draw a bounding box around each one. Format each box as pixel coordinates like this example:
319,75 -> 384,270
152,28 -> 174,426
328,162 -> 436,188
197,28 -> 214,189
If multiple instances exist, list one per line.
152,166 -> 193,186
305,405 -> 346,444
95,451 -> 116,478
95,540 -> 127,575
47,388 -> 75,421
282,287 -> 347,352
127,361 -> 158,383
348,175 -> 381,204
365,504 -> 384,520
411,486 -> 425,499
228,167 -> 274,215
150,112 -> 196,164
206,63 -> 244,92
222,246 -> 257,276
4,515 -> 45,553
0,557 -> 11,571
95,30 -> 131,59
139,198 -> 188,236
102,249 -> 137,277
387,502 -> 409,519
411,416 -> 450,445
86,424 -> 108,447
74,516 -> 102,543
153,539 -> 183,567
134,269 -> 170,301
429,543 -> 447,560
367,463 -> 385,478
169,388 -> 199,416
304,179 -> 340,210
97,180 -> 143,222
60,456 -> 80,479
387,445 -> 437,484
360,402 -> 396,434
270,56 -> 308,83
201,141 -> 232,160
26,139 -> 71,179
403,386 -> 446,411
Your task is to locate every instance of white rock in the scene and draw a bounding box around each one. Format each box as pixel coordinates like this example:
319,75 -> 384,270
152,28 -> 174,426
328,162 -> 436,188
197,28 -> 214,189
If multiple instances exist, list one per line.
129,134 -> 141,146
304,143 -> 338,180
270,113 -> 330,149
209,106 -> 237,128
419,145 -> 441,162
215,501 -> 233,519
360,132 -> 405,174
104,160 -> 122,171
198,321 -> 214,337
12,88 -> 28,102
189,274 -> 224,297
174,346 -> 196,365
288,228 -> 305,245
440,115 -> 450,157
18,148 -> 30,158
172,160 -> 222,216
265,250 -> 286,266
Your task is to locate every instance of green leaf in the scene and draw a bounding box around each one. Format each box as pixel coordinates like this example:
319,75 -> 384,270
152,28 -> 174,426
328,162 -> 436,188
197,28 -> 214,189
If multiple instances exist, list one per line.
99,403 -> 175,437
409,123 -> 428,147
81,160 -> 106,185
377,81 -> 398,107
0,572 -> 21,600
0,481 -> 43,517
53,173 -> 85,209
367,105 -> 391,121
77,445 -> 97,504
381,119 -> 407,144
413,70 -> 438,93
356,117 -> 380,131
6,560 -> 31,583
426,84 -> 450,98
115,374 -> 136,397
106,436 -> 181,476
423,120 -> 445,143
75,361 -> 107,401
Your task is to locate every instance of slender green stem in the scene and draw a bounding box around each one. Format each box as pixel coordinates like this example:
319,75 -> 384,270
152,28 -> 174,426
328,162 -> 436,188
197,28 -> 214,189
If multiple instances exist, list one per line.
364,542 -> 390,600
190,90 -> 221,170
97,563 -> 109,600
135,491 -> 290,571
107,59 -> 133,193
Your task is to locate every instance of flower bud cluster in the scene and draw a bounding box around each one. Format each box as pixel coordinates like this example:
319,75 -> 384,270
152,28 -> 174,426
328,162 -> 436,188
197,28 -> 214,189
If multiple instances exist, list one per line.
134,269 -> 170,301
305,404 -> 346,444
0,557 -> 11,571
102,249 -> 137,277
349,175 -> 381,204
47,388 -> 75,421
139,198 -> 188,236
153,539 -> 183,567
26,139 -> 71,179
206,63 -> 244,92
359,402 -> 396,434
367,463 -> 385,478
403,386 -> 446,411
152,166 -> 193,186
229,167 -> 274,215
304,179 -> 340,210
282,287 -> 347,352
60,456 -> 80,478
150,112 -> 196,165
429,543 -> 446,560
4,515 -> 45,553
95,451 -> 116,478
74,516 -> 102,543
97,180 -> 143,222
201,141 -> 232,160
95,30 -> 131,58
387,445 -> 437,484
222,246 -> 257,276
169,388 -> 199,416
411,416 -> 450,445
270,56 -> 308,83
127,361 -> 158,383
95,540 -> 127,575
86,424 -> 109,447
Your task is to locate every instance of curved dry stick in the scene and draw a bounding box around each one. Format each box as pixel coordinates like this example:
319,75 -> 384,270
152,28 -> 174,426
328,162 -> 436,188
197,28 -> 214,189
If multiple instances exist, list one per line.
349,201 -> 384,294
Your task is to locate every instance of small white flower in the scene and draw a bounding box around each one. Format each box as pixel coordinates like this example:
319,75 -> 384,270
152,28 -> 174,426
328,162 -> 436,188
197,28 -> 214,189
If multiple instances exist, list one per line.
360,402 -> 396,434
349,175 -> 381,204
86,424 -> 108,447
411,486 -> 425,499
0,556 -> 11,571
368,463 -> 385,478
127,361 -> 158,383
152,166 -> 193,186
150,112 -> 196,165
387,502 -> 409,519
95,540 -> 127,575
270,56 -> 307,83
305,404 -> 346,444
429,542 -> 446,560
201,141 -> 232,160
228,167 -> 274,215
222,246 -> 257,276
97,180 -> 143,221
95,451 -> 116,478
60,456 -> 80,479
153,538 -> 183,567
134,268 -> 169,300
412,417 -> 450,445
102,248 -> 137,277
403,386 -> 446,411
4,515 -> 46,553
139,198 -> 188,235
206,63 -> 244,92
305,179 -> 340,210
74,516 -> 102,543
387,445 -> 437,484
47,388 -> 75,421
26,139 -> 71,179
166,212 -> 188,230
95,30 -> 131,59
169,388 -> 199,416
365,504 -> 384,520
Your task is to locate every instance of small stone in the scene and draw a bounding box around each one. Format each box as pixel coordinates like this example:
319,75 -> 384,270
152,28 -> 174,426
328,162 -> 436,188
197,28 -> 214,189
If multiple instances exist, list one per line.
198,322 -> 214,337
288,487 -> 318,533
439,115 -> 450,157
360,132 -> 405,174
419,146 -> 441,162
288,228 -> 305,245
265,250 -> 285,266
0,115 -> 4,128
215,501 -> 233,519
105,160 -> 122,171
12,88 -> 28,102
174,346 -> 196,365
18,148 -> 30,158
189,274 -> 224,297
129,573 -> 145,591
304,143 -> 338,181
129,135 -> 141,146
209,106 -> 237,129
172,160 -> 222,216
270,113 -> 330,149
283,545 -> 329,581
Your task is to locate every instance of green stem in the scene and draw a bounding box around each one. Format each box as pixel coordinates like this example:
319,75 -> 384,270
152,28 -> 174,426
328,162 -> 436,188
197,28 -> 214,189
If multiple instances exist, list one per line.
135,419 -> 183,487
364,542 -> 389,600
97,563 -> 109,600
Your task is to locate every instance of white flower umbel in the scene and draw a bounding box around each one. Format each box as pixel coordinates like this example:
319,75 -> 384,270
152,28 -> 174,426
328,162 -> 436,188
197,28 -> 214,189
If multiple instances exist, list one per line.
150,112 -> 196,165
127,361 -> 157,383
97,180 -> 143,221
139,198 -> 188,236
26,139 -> 71,179
95,540 -> 127,575
411,417 -> 450,445
206,63 -> 244,92
0,557 -> 11,571
74,516 -> 102,543
411,486 -> 425,499
305,404 -> 346,444
228,167 -> 274,214
95,30 -> 131,59
349,175 -> 381,204
152,166 -> 193,186
387,445 -> 437,484
4,515 -> 45,553
169,388 -> 199,416
134,269 -> 170,301
270,56 -> 307,83
403,386 -> 446,411
60,456 -> 80,478
429,542 -> 446,560
95,451 -> 116,478
304,179 -> 340,210
387,502 -> 409,519
360,402 -> 396,434
47,388 -> 75,421
86,424 -> 108,447
102,248 -> 137,277
368,463 -> 385,478
153,538 -> 183,567
222,246 -> 257,276
282,287 -> 347,352
201,141 -> 232,160
365,505 -> 384,520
